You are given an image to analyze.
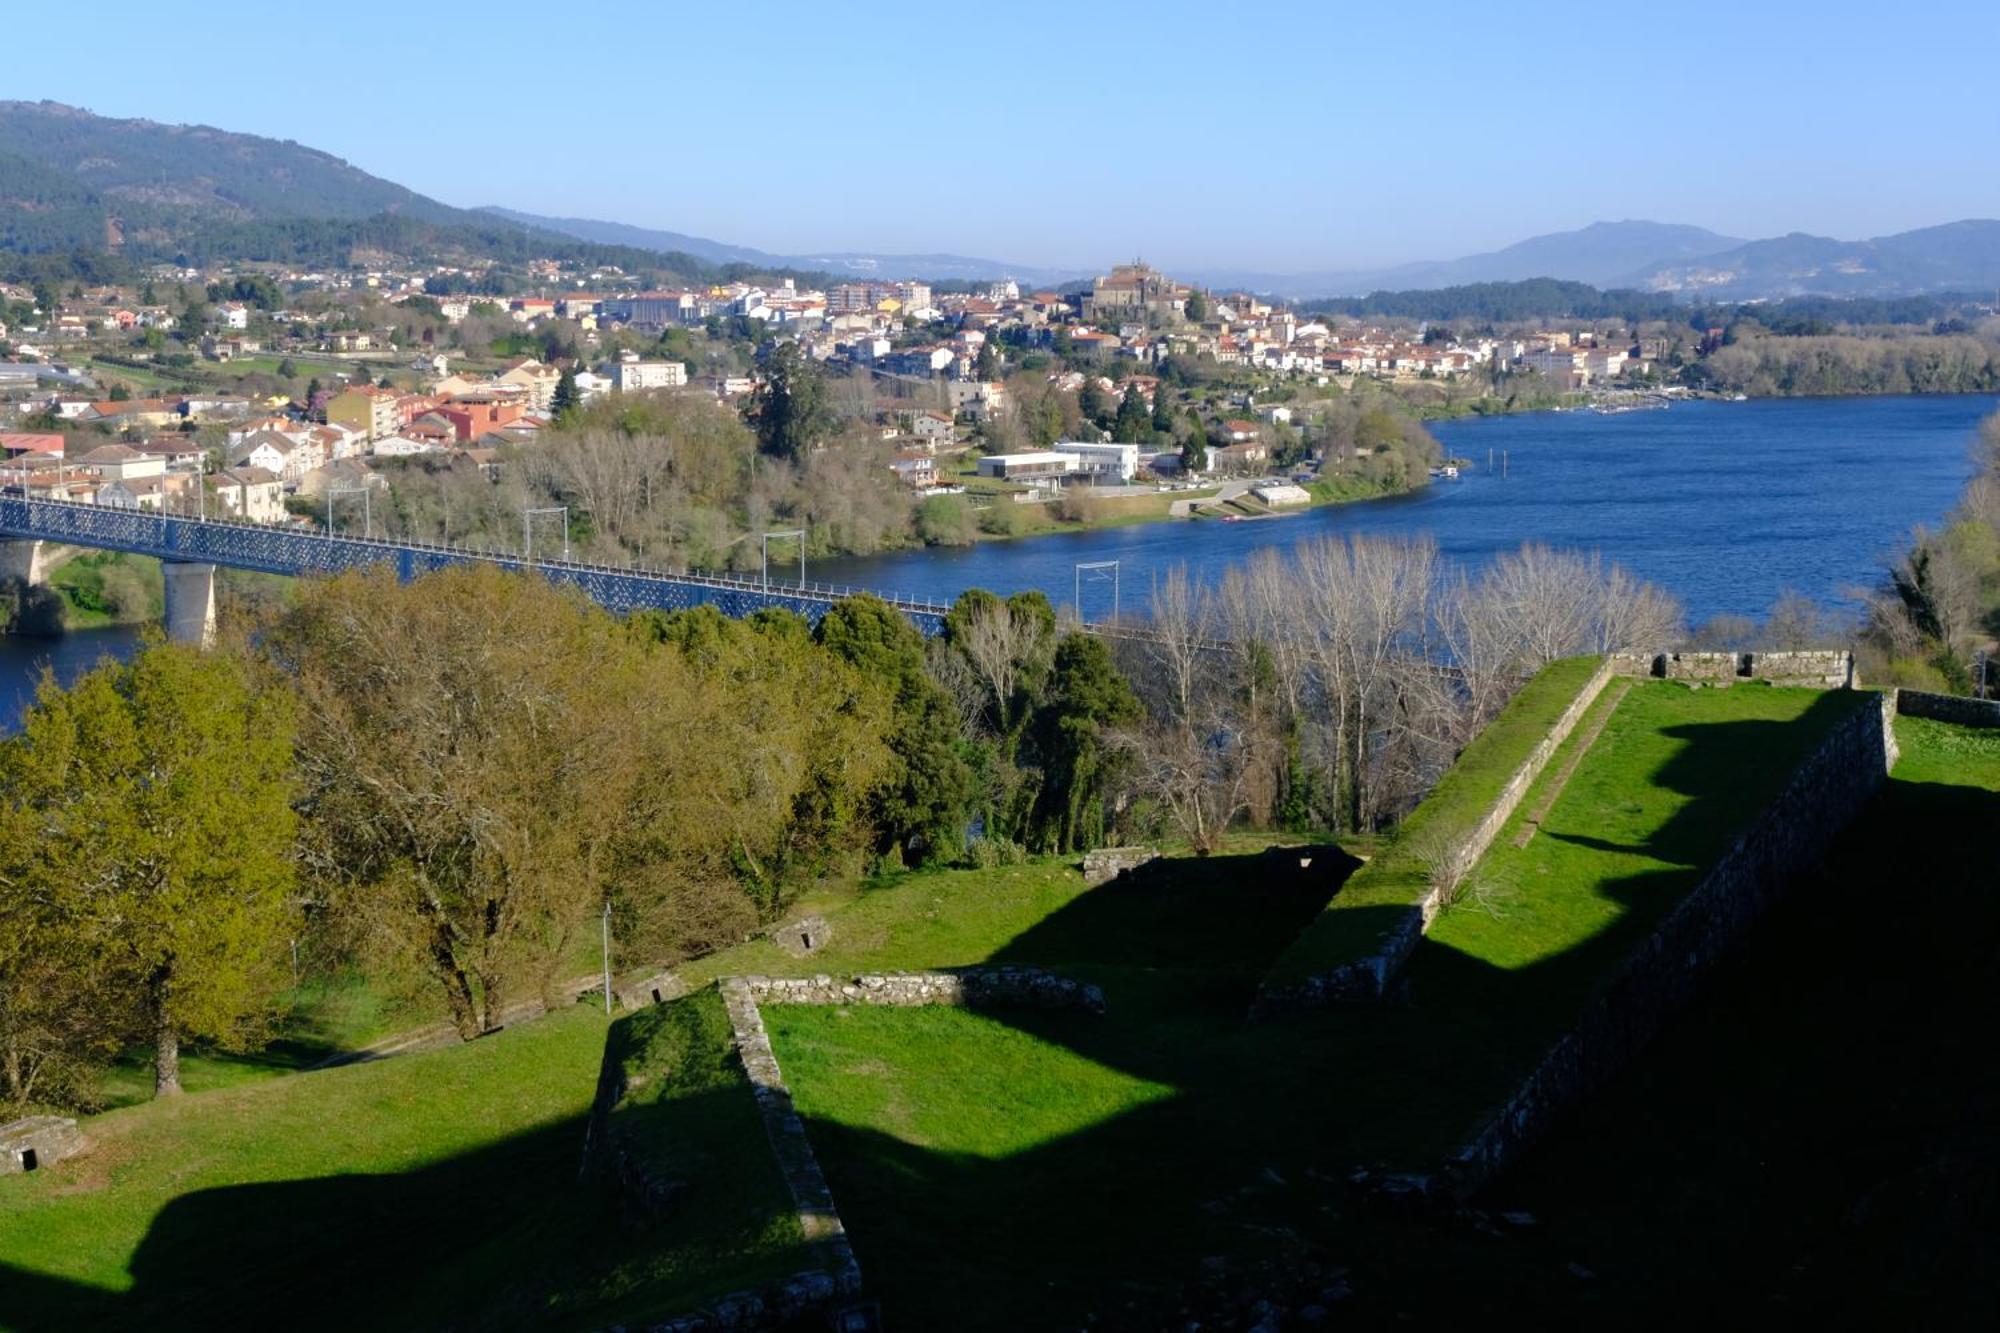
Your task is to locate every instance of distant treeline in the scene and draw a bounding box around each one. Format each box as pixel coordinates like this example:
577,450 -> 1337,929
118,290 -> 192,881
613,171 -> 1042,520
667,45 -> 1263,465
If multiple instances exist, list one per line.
1301,278 -> 1996,331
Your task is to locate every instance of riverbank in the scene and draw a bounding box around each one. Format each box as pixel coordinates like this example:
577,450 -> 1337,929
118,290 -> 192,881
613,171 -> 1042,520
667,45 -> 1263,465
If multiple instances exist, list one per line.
936,468 -> 1416,548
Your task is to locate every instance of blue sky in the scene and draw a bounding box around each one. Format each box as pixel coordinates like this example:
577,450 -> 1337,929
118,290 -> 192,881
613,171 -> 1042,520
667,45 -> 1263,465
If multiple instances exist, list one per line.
11,1 -> 2000,271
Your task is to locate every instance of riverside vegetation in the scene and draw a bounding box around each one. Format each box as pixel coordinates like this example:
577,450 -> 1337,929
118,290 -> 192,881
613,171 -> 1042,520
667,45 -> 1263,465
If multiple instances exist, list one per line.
1861,406 -> 2000,693
0,535 -> 1677,1113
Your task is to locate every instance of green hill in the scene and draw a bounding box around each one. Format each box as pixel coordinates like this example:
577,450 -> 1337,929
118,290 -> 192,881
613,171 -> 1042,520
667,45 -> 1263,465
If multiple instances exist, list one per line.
0,100 -> 714,278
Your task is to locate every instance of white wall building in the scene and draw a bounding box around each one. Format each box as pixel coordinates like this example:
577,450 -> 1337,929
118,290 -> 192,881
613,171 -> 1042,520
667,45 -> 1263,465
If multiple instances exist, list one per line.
1056,440 -> 1139,483
609,360 -> 688,392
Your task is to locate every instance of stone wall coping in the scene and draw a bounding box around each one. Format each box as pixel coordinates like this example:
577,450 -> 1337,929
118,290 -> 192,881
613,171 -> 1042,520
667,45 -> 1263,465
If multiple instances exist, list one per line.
1896,687 -> 2000,729
717,978 -> 864,1301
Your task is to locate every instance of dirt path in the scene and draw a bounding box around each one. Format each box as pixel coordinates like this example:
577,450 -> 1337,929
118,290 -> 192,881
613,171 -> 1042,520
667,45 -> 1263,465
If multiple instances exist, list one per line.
1510,678 -> 1633,849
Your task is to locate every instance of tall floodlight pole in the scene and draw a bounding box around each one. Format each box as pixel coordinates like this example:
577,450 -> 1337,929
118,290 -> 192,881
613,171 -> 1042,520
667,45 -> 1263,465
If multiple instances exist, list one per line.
524,505 -> 569,562
1074,559 -> 1120,626
762,529 -> 806,592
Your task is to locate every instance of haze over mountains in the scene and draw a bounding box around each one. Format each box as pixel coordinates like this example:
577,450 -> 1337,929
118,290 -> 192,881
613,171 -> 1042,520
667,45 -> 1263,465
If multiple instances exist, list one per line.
6,101 -> 2000,303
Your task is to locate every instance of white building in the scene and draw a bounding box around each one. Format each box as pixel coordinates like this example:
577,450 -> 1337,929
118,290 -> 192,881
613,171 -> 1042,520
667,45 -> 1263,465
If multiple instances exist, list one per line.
609,360 -> 688,392
975,450 -> 1079,483
1056,440 -> 1139,483
370,434 -> 438,457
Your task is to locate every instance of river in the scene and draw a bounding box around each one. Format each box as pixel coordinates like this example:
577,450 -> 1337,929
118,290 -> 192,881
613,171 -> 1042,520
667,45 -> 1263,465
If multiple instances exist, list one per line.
812,394 -> 1989,622
0,624 -> 143,733
0,395 -> 1986,729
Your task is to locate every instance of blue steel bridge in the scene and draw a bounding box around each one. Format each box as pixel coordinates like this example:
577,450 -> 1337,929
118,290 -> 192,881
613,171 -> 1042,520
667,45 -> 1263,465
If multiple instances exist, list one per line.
0,495 -> 954,637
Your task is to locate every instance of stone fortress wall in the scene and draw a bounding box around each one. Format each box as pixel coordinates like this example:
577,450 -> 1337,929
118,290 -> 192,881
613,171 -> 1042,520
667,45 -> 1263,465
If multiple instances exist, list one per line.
1424,689 -> 1901,1201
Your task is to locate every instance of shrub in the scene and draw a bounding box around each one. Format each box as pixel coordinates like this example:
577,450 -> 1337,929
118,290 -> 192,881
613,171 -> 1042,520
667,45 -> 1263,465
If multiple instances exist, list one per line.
977,502 -> 1024,537
965,836 -> 1029,869
916,495 -> 976,546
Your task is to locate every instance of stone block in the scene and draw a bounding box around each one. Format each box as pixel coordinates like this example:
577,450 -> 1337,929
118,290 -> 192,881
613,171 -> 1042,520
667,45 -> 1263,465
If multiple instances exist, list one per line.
770,915 -> 832,958
0,1116 -> 82,1175
1662,651 -> 1742,682
1081,846 -> 1158,886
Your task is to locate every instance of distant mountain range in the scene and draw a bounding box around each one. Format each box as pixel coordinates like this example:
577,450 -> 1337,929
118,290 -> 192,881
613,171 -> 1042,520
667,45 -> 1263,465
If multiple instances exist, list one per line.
1186,222 -> 1750,299
1623,220 -> 2000,300
475,206 -> 1093,289
6,102 -> 2000,303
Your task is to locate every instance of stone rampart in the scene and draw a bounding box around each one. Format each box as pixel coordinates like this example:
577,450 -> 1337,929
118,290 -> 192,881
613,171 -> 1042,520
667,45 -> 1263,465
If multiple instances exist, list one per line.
1429,690 -> 1897,1201
718,980 -> 862,1279
1896,688 -> 2000,728
1612,649 -> 1853,689
743,966 -> 1106,1014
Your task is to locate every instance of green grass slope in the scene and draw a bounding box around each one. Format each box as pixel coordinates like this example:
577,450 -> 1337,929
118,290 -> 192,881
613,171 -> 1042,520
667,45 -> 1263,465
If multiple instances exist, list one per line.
1264,654 -> 1605,987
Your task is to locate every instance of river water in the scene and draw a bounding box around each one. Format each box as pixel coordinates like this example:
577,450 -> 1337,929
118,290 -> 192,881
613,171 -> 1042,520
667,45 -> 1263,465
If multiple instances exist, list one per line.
813,394 -> 1989,622
0,625 -> 143,732
0,395 -> 1985,729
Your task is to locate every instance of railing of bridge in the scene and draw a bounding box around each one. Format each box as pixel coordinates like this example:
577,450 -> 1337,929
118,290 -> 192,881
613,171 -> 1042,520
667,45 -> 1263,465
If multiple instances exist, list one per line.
0,495 -> 954,631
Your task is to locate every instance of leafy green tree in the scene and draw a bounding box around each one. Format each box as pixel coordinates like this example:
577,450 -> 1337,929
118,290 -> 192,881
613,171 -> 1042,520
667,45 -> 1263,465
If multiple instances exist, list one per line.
276,356 -> 296,379
751,342 -> 833,460
1184,289 -> 1209,323
551,365 -> 580,420
1024,634 -> 1142,852
1078,376 -> 1112,429
1151,383 -> 1176,434
1112,386 -> 1151,443
7,642 -> 299,1097
817,595 -> 976,864
974,341 -> 999,380
107,382 -> 131,402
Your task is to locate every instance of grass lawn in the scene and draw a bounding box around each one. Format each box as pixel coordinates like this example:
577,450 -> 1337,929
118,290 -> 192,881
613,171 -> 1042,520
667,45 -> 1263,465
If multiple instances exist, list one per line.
1386,713 -> 2000,1326
746,682 -> 1870,1327
0,999 -> 828,1332
1265,655 -> 1607,987
768,1006 -> 1174,1159
0,686 -> 1907,1330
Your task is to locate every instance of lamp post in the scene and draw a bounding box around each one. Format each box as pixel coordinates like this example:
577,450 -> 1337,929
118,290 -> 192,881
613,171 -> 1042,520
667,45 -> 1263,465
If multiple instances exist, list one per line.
1074,559 -> 1120,625
762,529 -> 806,592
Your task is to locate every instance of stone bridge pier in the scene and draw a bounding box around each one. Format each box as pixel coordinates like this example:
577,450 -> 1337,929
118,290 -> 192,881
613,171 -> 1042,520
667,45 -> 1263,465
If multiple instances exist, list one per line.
0,539 -> 49,587
162,561 -> 216,648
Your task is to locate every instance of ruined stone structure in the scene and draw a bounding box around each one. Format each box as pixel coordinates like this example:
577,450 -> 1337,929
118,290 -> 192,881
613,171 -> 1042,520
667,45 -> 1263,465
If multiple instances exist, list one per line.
1611,649 -> 1854,688
1896,688 -> 2000,728
769,915 -> 832,959
0,1116 -> 82,1175
1081,846 -> 1158,886
742,967 -> 1106,1013
717,979 -> 864,1289
1428,690 -> 1899,1201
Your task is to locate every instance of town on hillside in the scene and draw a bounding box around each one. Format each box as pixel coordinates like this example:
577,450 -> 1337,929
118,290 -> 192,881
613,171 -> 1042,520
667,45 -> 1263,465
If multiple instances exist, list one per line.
0,255 -> 1692,538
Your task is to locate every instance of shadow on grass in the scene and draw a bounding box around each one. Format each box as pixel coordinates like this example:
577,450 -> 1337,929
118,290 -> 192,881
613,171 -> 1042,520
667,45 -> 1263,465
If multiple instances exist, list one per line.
15,695 -> 1938,1330
0,1088 -> 813,1333
1434,771 -> 2000,1326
